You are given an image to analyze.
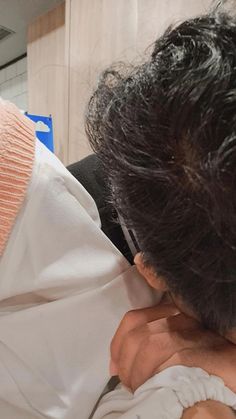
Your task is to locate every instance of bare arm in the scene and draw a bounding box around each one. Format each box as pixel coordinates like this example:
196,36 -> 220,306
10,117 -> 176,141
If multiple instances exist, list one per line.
182,401 -> 236,419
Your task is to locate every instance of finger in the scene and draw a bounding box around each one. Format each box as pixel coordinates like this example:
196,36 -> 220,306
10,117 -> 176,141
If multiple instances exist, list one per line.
115,323 -> 149,388
110,303 -> 179,364
116,316 -> 196,389
156,340 -> 227,381
147,313 -> 200,334
129,329 -> 210,391
109,358 -> 118,376
115,313 -> 199,383
129,333 -> 177,391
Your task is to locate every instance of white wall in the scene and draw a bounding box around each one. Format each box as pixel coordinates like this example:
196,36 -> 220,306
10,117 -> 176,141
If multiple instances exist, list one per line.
0,57 -> 28,111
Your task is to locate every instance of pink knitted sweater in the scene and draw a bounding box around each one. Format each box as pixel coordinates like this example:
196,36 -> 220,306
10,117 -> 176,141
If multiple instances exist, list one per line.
0,100 -> 35,255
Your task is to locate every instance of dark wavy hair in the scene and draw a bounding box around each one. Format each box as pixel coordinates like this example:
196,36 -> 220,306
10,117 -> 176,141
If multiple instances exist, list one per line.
86,11 -> 236,334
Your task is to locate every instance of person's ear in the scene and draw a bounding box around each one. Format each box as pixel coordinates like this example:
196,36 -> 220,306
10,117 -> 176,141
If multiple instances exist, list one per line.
134,252 -> 168,291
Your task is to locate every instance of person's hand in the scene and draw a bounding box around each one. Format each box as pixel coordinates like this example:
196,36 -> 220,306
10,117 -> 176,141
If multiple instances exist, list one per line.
110,303 -> 236,393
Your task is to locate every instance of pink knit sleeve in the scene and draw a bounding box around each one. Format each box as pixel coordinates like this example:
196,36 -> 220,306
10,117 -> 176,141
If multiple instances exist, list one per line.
0,100 -> 35,256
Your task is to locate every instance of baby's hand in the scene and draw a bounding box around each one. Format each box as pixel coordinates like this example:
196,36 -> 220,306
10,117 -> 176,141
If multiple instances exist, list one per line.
110,303 -> 236,392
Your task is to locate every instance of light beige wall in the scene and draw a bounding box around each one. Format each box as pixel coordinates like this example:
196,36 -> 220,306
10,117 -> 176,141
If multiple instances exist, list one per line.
66,0 -> 213,164
27,2 -> 68,163
28,0 -> 213,165
0,57 -> 27,111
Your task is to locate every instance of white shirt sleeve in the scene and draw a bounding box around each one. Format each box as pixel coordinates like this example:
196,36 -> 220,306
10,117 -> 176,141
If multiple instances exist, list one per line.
93,366 -> 236,419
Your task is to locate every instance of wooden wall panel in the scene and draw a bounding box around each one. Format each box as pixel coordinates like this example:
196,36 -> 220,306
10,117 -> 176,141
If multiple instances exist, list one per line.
27,2 -> 68,164
28,0 -> 213,165
66,0 -> 213,164
67,0 -> 139,162
136,0 -> 213,51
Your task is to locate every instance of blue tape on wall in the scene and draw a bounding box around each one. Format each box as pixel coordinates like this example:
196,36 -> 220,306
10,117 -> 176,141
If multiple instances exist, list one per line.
25,113 -> 54,153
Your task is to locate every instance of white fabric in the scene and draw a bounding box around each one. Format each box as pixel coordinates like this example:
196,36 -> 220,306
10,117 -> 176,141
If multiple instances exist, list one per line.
93,366 -> 236,419
0,139 -> 161,419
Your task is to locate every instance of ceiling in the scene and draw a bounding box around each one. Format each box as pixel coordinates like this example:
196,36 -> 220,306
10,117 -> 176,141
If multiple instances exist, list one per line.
0,0 -> 63,67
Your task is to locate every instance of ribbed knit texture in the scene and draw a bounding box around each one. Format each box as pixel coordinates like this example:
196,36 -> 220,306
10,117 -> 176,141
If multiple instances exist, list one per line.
0,100 -> 35,256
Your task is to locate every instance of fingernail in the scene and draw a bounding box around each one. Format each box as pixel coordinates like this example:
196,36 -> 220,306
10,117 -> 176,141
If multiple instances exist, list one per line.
109,359 -> 118,376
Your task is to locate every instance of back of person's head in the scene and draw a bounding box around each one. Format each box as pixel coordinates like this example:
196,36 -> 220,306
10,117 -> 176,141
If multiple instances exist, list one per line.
86,8 -> 236,335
